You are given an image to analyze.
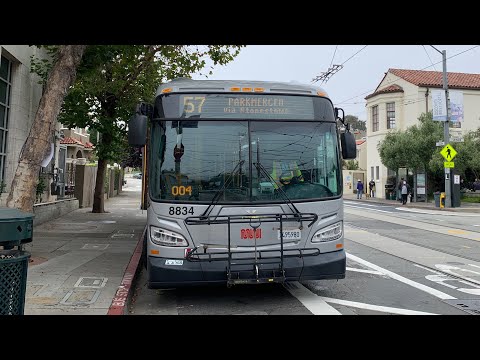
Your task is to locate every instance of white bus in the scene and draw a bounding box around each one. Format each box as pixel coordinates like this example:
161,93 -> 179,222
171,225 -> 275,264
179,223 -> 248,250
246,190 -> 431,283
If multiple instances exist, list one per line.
129,78 -> 356,287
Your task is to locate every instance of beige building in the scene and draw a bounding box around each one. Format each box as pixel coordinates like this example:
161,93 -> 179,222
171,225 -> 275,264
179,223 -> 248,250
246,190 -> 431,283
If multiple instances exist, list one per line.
365,68 -> 480,198
355,139 -> 367,171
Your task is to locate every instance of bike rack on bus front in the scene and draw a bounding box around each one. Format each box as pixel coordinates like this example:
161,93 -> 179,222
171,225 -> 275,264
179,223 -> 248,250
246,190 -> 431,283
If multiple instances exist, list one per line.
184,212 -> 319,285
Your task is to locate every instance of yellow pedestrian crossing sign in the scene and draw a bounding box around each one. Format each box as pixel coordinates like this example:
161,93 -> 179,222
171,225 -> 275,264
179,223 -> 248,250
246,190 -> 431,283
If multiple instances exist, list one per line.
440,144 -> 457,161
444,161 -> 454,168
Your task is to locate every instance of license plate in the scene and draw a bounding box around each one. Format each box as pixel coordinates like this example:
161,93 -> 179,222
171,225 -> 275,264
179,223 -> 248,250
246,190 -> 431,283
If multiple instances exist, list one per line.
277,229 -> 301,240
165,259 -> 183,266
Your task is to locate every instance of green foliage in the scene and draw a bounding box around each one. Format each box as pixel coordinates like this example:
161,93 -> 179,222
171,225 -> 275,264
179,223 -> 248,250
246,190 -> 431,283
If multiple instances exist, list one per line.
461,196 -> 480,203
29,46 -> 59,84
345,115 -> 366,131
343,160 -> 359,170
36,176 -> 47,200
378,112 -> 443,172
32,45 -> 244,165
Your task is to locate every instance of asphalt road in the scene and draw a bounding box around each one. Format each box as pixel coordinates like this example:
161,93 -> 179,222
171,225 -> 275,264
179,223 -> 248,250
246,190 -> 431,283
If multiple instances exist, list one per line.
129,200 -> 480,315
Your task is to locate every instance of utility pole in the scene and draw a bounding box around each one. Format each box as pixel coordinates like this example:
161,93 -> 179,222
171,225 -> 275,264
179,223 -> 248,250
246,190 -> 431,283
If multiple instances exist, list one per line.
430,46 -> 451,207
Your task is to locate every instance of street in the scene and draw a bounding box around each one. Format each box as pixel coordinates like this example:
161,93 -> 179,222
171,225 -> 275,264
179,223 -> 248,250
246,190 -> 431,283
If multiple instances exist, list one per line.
129,200 -> 480,315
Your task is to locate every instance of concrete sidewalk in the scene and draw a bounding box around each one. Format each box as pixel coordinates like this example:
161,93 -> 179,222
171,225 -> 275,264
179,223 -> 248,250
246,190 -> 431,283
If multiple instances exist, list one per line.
343,193 -> 480,213
24,176 -> 146,314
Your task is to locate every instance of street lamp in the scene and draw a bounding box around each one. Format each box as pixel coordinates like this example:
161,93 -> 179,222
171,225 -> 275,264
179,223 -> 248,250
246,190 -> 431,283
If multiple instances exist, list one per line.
430,45 -> 452,208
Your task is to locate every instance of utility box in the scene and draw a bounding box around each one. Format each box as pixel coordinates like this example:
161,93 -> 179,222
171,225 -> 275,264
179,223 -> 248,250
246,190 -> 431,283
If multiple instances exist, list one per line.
0,208 -> 34,248
451,171 -> 461,208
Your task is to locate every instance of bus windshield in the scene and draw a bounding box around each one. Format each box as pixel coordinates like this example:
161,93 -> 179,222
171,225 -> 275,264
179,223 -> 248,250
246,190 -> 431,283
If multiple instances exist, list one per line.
149,120 -> 341,203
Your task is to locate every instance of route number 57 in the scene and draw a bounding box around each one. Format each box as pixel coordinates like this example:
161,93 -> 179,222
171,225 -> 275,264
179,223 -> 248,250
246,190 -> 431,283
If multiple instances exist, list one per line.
183,96 -> 206,113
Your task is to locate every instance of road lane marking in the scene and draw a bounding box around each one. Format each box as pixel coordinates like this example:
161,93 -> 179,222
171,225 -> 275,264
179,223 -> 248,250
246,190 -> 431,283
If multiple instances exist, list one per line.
320,296 -> 437,315
448,229 -> 468,235
414,264 -> 480,296
344,204 -> 393,214
346,253 -> 456,300
346,267 -> 385,276
284,282 -> 341,315
394,207 -> 480,217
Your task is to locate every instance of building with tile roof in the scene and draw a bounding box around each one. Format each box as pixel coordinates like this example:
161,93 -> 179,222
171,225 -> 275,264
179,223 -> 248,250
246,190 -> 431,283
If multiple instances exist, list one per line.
365,68 -> 480,198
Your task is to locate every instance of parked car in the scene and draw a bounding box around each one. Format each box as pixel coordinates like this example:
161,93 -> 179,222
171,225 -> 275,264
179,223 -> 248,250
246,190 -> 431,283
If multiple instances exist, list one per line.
132,173 -> 142,179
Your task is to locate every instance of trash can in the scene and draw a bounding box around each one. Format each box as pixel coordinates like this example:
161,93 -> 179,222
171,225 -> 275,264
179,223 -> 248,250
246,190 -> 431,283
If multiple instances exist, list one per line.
0,207 -> 34,315
434,192 -> 441,207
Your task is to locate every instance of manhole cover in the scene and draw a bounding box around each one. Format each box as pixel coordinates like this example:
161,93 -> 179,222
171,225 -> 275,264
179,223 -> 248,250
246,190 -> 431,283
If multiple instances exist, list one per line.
443,299 -> 480,315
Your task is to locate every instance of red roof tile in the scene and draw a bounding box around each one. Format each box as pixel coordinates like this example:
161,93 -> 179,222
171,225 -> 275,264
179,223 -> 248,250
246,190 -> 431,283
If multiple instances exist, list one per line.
365,84 -> 404,100
60,137 -> 84,145
389,68 -> 480,89
356,139 -> 366,145
84,141 -> 94,149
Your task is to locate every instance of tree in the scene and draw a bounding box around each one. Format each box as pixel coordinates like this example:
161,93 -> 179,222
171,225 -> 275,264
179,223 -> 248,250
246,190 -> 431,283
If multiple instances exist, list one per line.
342,160 -> 359,170
345,115 -> 366,131
6,46 -> 86,212
59,45 -> 243,213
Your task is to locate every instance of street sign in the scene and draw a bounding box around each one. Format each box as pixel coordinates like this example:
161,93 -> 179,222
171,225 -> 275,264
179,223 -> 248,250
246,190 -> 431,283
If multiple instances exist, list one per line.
436,141 -> 445,147
444,161 -> 455,168
440,144 -> 457,161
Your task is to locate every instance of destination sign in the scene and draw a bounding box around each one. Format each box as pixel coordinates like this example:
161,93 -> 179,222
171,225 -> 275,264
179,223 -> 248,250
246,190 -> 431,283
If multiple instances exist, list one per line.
174,94 -> 317,120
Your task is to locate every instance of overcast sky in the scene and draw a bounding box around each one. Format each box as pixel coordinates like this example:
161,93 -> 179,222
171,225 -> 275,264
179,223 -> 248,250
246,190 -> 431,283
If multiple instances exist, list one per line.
192,45 -> 480,120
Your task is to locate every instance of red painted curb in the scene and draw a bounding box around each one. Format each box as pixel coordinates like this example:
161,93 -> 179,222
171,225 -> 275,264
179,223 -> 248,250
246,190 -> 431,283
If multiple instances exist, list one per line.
107,226 -> 146,315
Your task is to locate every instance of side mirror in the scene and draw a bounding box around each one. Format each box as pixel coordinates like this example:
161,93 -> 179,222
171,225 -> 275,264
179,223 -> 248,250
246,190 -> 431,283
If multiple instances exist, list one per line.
340,131 -> 356,160
128,113 -> 148,147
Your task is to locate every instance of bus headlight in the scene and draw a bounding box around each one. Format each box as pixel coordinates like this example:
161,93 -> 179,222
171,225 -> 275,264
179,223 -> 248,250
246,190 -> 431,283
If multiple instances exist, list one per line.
311,222 -> 343,243
150,226 -> 189,247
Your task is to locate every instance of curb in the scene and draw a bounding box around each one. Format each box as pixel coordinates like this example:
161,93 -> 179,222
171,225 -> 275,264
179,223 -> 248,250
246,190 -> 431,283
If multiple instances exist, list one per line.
107,226 -> 146,315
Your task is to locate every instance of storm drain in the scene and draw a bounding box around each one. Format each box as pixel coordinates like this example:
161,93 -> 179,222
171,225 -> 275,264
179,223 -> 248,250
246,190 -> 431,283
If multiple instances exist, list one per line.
443,299 -> 480,315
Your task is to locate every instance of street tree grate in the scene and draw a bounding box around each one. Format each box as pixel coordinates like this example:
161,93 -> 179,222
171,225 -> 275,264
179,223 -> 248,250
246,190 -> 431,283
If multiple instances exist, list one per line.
443,299 -> 480,315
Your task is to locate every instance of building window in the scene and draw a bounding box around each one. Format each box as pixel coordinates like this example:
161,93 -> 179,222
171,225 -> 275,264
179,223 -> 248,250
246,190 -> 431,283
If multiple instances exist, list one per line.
371,166 -> 374,181
376,166 -> 379,180
0,55 -> 12,184
372,105 -> 379,132
386,102 -> 396,129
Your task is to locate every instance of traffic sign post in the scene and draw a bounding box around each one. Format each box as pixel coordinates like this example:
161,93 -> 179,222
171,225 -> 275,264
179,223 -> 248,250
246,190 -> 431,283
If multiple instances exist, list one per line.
440,144 -> 457,162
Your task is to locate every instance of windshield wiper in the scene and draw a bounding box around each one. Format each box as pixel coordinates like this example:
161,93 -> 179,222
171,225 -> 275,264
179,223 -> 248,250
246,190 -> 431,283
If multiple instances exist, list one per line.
253,162 -> 301,218
200,160 -> 245,219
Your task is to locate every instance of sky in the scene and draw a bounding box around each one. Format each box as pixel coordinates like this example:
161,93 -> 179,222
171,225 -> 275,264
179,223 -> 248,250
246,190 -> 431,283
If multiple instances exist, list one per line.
192,45 -> 480,121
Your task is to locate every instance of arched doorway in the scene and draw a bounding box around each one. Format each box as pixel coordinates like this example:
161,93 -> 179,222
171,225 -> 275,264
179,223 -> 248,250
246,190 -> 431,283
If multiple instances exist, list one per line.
76,150 -> 83,158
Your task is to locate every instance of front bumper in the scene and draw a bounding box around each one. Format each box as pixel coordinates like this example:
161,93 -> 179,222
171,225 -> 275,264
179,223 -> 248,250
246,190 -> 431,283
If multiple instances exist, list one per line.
147,249 -> 346,288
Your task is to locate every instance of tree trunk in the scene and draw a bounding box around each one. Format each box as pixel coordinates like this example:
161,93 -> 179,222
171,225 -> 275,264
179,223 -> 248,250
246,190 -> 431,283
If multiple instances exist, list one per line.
92,122 -> 113,213
6,45 -> 86,212
92,157 -> 108,213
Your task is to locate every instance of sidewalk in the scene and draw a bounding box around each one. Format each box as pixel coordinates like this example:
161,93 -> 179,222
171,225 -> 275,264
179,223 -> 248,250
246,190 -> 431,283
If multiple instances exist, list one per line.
24,176 -> 146,315
343,193 -> 480,213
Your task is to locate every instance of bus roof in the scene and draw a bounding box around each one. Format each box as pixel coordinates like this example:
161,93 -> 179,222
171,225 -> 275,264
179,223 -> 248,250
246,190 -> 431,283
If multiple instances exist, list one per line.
156,78 -> 329,98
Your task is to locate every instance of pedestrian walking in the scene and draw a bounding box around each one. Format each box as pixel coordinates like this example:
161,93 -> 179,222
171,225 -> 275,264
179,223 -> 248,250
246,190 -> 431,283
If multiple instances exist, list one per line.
368,179 -> 375,198
356,179 -> 364,199
401,180 -> 409,205
397,177 -> 404,202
